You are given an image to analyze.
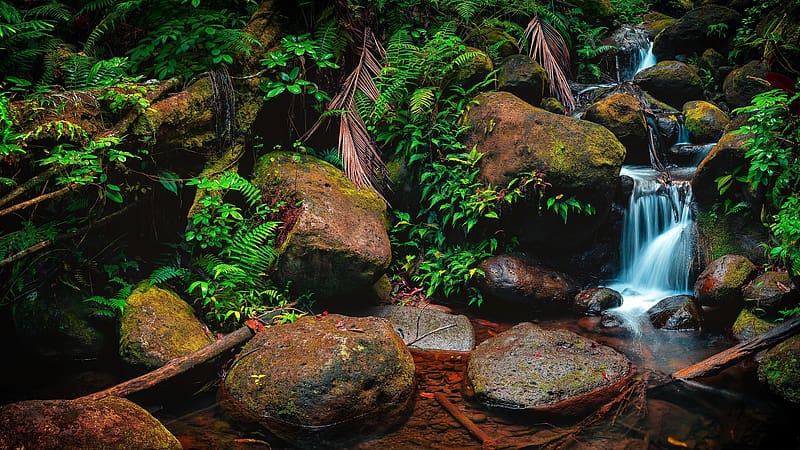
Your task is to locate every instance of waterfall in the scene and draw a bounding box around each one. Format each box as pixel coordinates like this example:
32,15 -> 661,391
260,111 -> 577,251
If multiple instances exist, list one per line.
634,42 -> 656,75
607,166 -> 696,324
676,120 -> 691,145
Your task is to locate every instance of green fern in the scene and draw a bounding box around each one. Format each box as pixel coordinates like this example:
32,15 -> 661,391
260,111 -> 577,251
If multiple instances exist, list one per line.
148,265 -> 192,286
62,55 -> 130,91
83,278 -> 131,318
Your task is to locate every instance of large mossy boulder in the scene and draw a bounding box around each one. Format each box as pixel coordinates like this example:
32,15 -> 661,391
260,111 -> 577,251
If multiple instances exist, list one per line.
119,283 -> 214,370
0,396 -> 181,449
466,322 -> 633,416
583,92 -> 649,164
732,309 -> 777,341
634,60 -> 704,110
758,335 -> 800,404
461,91 -> 626,248
723,60 -> 770,109
682,100 -> 729,144
652,5 -> 741,60
220,314 -> 415,449
254,152 -> 392,303
496,54 -> 548,107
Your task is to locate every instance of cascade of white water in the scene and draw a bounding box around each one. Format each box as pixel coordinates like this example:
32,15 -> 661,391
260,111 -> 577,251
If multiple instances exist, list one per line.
634,42 -> 656,75
608,166 -> 695,321
676,121 -> 691,145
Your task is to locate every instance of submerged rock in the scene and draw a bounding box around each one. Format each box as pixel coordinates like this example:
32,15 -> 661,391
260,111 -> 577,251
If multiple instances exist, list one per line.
466,322 -> 632,416
119,283 -> 214,369
365,304 -> 475,351
220,314 -> 415,449
0,396 -> 181,449
647,295 -> 704,331
574,287 -> 623,316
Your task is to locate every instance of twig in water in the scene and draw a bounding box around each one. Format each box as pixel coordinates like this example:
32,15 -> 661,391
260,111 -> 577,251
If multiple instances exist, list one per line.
405,323 -> 457,346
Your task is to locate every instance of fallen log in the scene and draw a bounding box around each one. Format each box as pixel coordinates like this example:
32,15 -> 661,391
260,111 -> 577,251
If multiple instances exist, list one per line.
79,306 -> 293,401
671,316 -> 800,380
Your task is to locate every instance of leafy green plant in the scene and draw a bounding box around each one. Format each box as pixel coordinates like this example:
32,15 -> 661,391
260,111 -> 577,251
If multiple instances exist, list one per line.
83,258 -> 139,318
720,82 -> 800,276
150,171 -> 299,327
259,33 -> 338,106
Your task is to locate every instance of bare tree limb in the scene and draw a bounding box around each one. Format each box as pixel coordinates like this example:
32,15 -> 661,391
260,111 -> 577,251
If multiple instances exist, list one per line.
0,184 -> 78,218
0,167 -> 59,209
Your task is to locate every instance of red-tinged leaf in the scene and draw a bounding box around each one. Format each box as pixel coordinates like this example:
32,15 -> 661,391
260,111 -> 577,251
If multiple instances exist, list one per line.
533,353 -> 542,357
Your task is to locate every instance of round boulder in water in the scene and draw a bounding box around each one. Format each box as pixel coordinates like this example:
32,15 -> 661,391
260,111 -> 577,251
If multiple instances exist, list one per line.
682,100 -> 729,144
477,254 -> 579,311
574,287 -> 623,316
466,322 -> 633,416
635,61 -> 704,110
220,314 -> 415,449
647,294 -> 704,331
694,254 -> 758,308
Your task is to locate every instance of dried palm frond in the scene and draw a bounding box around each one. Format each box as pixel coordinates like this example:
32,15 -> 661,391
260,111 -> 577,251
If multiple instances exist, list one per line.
302,27 -> 389,202
521,15 -> 575,112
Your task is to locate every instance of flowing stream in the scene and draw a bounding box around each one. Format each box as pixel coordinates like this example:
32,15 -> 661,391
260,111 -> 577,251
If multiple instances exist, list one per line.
606,166 -> 696,331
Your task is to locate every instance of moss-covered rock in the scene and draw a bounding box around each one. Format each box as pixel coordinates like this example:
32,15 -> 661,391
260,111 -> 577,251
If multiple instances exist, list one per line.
695,211 -> 769,267
254,152 -> 391,304
583,92 -> 649,164
452,47 -> 493,87
496,54 -> 548,107
758,335 -> 800,404
732,309 -> 777,341
461,91 -> 625,249
220,314 -> 415,448
573,287 -> 623,316
635,60 -> 704,109
723,60 -> 770,109
641,12 -> 677,37
0,396 -> 181,449
119,283 -> 214,369
466,322 -> 632,416
743,271 -> 800,320
694,254 -> 758,310
652,5 -> 741,60
692,130 -> 751,208
682,100 -> 729,143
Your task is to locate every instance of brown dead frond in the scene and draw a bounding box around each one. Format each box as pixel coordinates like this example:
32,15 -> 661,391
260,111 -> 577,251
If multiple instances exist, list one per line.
302,27 -> 390,202
521,15 -> 576,112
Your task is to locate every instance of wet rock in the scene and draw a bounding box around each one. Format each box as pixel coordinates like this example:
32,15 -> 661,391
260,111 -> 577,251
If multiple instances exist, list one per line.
692,130 -> 752,208
758,335 -> 800,404
635,60 -> 704,110
694,254 -> 758,328
584,93 -> 649,164
119,283 -> 214,370
364,304 -> 475,351
461,91 -> 625,248
695,211 -> 769,267
610,25 -> 652,81
723,60 -> 770,109
466,322 -> 632,416
652,5 -> 741,61
220,314 -> 415,449
732,309 -> 777,342
647,295 -> 704,331
477,254 -> 579,311
694,255 -> 758,307
254,152 -> 391,303
742,271 -> 800,320
0,396 -> 181,449
682,100 -> 729,144
496,54 -> 548,107
574,287 -> 623,316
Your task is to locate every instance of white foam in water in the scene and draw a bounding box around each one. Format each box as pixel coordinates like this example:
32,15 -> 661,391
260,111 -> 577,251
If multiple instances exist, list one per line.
676,121 -> 691,145
607,166 -> 696,332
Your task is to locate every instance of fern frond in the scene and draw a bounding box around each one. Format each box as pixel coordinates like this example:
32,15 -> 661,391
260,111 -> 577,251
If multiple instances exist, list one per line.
410,86 -> 436,119
26,3 -> 73,22
149,265 -> 191,286
195,254 -> 225,273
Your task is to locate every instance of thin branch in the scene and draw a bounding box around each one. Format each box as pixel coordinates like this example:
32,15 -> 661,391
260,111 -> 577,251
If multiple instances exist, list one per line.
0,183 -> 78,218
0,167 -> 58,209
0,203 -> 135,268
405,323 -> 457,346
